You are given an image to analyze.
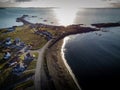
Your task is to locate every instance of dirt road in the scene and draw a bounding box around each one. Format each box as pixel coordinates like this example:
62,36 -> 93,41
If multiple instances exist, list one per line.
34,40 -> 51,90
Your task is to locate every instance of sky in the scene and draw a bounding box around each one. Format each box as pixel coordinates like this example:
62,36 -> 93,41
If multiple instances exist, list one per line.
0,0 -> 120,8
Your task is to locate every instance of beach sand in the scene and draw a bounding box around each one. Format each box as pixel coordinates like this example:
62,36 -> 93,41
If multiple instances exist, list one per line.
43,39 -> 80,90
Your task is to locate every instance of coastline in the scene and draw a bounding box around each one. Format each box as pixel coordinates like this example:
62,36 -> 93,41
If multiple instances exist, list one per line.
44,39 -> 80,90
61,37 -> 81,90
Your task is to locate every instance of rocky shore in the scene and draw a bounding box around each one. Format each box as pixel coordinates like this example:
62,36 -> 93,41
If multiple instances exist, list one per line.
48,25 -> 99,48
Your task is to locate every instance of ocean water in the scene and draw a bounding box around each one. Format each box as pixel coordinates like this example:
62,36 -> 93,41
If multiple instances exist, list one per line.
64,8 -> 120,90
75,8 -> 120,25
0,8 -> 58,29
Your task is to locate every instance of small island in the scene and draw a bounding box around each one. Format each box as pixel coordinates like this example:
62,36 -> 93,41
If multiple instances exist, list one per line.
0,15 -> 118,90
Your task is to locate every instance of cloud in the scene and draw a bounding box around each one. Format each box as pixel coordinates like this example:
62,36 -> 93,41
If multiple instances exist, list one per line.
100,0 -> 120,7
0,0 -> 33,3
110,3 -> 120,7
0,0 -> 117,8
15,0 -> 32,2
103,0 -> 120,7
0,0 -> 10,2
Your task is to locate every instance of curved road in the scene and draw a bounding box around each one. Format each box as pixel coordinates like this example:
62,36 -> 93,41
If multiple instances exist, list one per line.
34,40 -> 51,90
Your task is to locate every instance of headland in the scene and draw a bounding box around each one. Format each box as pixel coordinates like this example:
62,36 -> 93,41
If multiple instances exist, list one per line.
0,15 -> 119,90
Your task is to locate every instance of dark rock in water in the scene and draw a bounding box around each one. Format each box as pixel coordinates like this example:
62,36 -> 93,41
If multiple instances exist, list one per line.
22,15 -> 29,18
50,22 -> 54,24
32,16 -> 37,18
91,22 -> 120,28
0,8 -> 6,9
43,20 -> 47,22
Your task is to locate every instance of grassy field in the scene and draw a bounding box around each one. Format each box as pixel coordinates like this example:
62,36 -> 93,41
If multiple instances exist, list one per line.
0,54 -> 37,90
13,80 -> 34,90
0,25 -> 47,50
13,46 -> 39,90
0,53 -> 4,60
0,25 -> 40,89
0,24 -> 61,90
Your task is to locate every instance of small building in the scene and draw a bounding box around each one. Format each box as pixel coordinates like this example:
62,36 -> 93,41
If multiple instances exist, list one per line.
9,62 -> 17,67
12,63 -> 26,75
5,37 -> 12,46
5,40 -> 12,46
14,38 -> 20,45
7,27 -> 14,32
24,52 -> 34,64
3,52 -> 11,60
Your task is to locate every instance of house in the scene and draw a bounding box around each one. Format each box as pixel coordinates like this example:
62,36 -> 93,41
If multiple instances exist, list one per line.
9,62 -> 17,67
12,63 -> 26,75
5,37 -> 12,46
8,56 -> 20,67
5,41 -> 12,46
24,52 -> 34,64
7,27 -> 14,32
24,45 -> 32,52
12,62 -> 26,75
3,52 -> 11,60
14,38 -> 20,45
35,30 -> 52,40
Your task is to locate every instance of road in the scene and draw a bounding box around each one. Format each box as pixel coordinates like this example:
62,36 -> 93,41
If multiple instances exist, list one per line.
34,40 -> 51,90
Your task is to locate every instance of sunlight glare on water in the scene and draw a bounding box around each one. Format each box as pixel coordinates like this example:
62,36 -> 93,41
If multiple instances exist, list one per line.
54,8 -> 83,26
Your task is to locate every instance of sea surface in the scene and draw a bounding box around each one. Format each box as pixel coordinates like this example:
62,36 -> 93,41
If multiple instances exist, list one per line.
63,8 -> 120,90
0,8 -> 58,29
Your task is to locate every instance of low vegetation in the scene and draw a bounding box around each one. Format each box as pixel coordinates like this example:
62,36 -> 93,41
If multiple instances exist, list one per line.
0,25 -> 47,50
27,52 -> 38,70
13,80 -> 34,90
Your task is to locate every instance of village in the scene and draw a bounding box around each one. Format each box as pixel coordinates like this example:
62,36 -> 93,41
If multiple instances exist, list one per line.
1,37 -> 34,73
0,14 -> 65,89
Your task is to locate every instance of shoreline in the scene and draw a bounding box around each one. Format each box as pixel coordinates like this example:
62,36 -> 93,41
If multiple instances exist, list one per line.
44,39 -> 80,90
61,37 -> 81,90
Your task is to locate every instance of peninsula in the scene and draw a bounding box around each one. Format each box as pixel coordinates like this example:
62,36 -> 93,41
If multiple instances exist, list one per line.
0,15 -> 118,90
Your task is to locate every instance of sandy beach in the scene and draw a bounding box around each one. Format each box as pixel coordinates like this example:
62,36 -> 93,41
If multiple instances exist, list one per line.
43,39 -> 80,90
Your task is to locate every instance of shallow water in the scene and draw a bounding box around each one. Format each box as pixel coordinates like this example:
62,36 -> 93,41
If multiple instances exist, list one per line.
0,8 -> 58,29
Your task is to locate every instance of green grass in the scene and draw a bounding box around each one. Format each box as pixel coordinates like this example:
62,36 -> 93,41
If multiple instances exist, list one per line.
13,80 -> 34,90
0,25 -> 47,50
0,53 -> 4,60
40,27 -> 57,36
0,29 -> 8,36
0,62 -> 7,70
13,71 -> 35,90
19,71 -> 35,81
27,60 -> 37,70
32,52 -> 39,59
27,52 -> 38,70
0,68 -> 12,85
19,54 -> 25,61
